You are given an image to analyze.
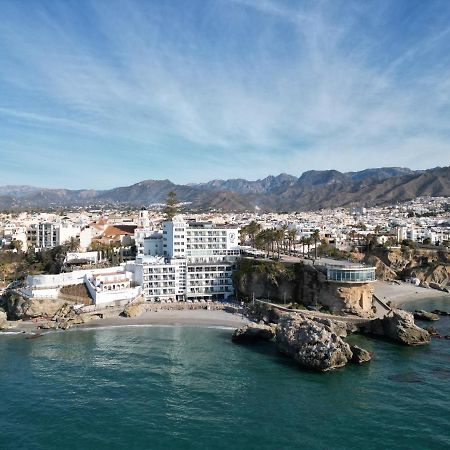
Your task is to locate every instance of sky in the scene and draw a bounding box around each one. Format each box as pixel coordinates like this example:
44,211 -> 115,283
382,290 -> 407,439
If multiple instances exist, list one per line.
1,0 -> 450,189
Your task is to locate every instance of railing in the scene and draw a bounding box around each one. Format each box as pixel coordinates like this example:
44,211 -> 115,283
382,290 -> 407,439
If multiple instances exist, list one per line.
326,265 -> 376,283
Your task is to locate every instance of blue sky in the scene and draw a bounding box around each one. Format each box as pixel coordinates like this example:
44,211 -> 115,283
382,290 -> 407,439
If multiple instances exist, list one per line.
1,0 -> 450,189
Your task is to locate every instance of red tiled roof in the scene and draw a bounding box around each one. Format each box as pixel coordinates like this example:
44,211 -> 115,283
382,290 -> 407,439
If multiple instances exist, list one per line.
102,225 -> 137,236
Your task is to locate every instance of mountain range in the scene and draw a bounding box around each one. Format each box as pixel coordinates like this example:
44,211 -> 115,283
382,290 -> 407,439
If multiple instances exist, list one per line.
0,166 -> 449,212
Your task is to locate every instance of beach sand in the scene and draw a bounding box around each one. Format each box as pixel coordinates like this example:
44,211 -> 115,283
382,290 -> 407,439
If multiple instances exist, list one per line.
77,309 -> 250,330
374,280 -> 450,306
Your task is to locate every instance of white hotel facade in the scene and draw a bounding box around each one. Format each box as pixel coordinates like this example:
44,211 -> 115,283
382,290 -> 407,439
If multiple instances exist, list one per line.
22,217 -> 241,305
134,218 -> 240,302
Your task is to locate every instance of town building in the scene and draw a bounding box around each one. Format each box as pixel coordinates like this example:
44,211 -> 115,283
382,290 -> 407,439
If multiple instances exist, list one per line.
134,217 -> 240,302
27,221 -> 80,250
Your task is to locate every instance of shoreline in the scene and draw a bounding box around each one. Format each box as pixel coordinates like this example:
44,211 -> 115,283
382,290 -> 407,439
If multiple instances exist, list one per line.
3,282 -> 450,336
1,309 -> 250,335
373,280 -> 450,307
77,309 -> 250,329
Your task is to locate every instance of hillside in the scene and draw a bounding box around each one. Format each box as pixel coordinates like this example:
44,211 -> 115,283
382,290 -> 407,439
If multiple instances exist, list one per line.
0,166 -> 448,211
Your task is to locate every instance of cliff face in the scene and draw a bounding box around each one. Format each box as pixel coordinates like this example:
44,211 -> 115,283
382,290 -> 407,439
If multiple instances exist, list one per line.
233,259 -> 373,316
363,247 -> 450,287
0,291 -> 72,320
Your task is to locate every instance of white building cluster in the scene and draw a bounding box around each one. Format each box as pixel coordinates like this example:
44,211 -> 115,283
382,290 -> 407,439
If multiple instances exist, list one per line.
22,216 -> 241,305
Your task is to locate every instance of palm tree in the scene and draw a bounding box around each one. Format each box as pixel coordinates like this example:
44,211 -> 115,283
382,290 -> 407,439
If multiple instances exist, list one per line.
312,229 -> 320,260
66,237 -> 80,252
254,230 -> 271,258
279,225 -> 289,253
274,228 -> 285,259
245,221 -> 262,247
300,236 -> 307,257
305,237 -> 312,257
287,229 -> 297,255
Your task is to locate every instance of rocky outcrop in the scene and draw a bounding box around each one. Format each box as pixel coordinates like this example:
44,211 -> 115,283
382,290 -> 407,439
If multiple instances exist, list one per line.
364,255 -> 398,281
246,301 -> 285,324
1,291 -> 72,320
413,310 -> 439,321
276,313 -> 354,372
232,323 -> 276,342
121,303 -> 145,318
425,326 -> 439,336
350,345 -> 372,364
365,309 -> 430,346
234,259 -> 374,317
431,309 -> 450,316
363,247 -> 450,288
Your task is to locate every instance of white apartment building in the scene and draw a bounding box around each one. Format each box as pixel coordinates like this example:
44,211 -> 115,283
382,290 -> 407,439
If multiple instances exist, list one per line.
134,228 -> 158,255
134,218 -> 240,302
27,221 -> 80,250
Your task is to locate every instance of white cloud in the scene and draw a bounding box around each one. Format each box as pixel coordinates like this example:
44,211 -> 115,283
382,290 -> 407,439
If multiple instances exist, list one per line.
0,0 -> 449,187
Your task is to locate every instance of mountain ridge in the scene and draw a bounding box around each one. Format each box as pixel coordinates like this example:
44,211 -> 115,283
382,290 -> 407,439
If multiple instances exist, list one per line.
0,166 -> 448,212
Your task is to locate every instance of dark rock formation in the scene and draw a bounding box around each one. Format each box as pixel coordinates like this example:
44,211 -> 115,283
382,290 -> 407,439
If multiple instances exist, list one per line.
232,323 -> 276,342
413,310 -> 439,321
425,326 -> 439,336
350,345 -> 372,364
365,309 -> 430,346
431,309 -> 450,316
276,313 -> 353,372
246,301 -> 285,324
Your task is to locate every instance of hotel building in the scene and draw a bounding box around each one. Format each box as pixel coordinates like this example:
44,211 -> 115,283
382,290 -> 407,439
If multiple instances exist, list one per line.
134,218 -> 240,302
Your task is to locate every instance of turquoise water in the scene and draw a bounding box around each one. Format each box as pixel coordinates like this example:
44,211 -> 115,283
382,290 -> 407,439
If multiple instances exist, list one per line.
1,301 -> 450,450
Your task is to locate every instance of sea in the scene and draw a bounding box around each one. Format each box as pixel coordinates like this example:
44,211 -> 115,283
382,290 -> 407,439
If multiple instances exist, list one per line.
1,297 -> 449,450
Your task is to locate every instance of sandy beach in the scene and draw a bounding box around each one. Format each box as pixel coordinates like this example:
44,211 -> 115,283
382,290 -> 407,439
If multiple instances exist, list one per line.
374,280 -> 450,306
76,308 -> 250,330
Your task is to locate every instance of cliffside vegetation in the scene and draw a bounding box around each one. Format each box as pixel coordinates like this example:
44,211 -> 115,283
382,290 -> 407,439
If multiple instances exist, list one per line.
233,258 -> 374,316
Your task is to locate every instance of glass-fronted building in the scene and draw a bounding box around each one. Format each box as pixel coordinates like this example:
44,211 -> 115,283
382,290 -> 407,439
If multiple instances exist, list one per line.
326,265 -> 376,283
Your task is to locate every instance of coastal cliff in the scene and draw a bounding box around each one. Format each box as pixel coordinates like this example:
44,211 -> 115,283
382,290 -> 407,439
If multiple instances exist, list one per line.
362,247 -> 450,290
233,259 -> 374,316
0,291 -> 73,320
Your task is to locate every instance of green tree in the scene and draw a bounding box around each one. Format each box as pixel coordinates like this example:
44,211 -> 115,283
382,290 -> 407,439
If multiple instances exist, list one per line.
10,239 -> 23,252
312,230 -> 320,260
305,237 -> 312,257
274,228 -> 285,259
300,236 -> 308,257
163,191 -> 179,220
65,237 -> 80,252
240,221 -> 262,246
287,229 -> 297,255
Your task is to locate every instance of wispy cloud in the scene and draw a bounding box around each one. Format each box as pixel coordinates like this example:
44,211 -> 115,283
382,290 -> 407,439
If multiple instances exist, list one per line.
0,0 -> 450,188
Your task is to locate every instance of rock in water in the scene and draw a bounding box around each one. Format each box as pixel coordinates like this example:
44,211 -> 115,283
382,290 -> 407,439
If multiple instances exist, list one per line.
425,326 -> 439,336
413,310 -> 439,321
431,309 -> 450,317
368,309 -> 430,346
232,323 -> 275,342
350,345 -> 372,364
276,314 -> 353,372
